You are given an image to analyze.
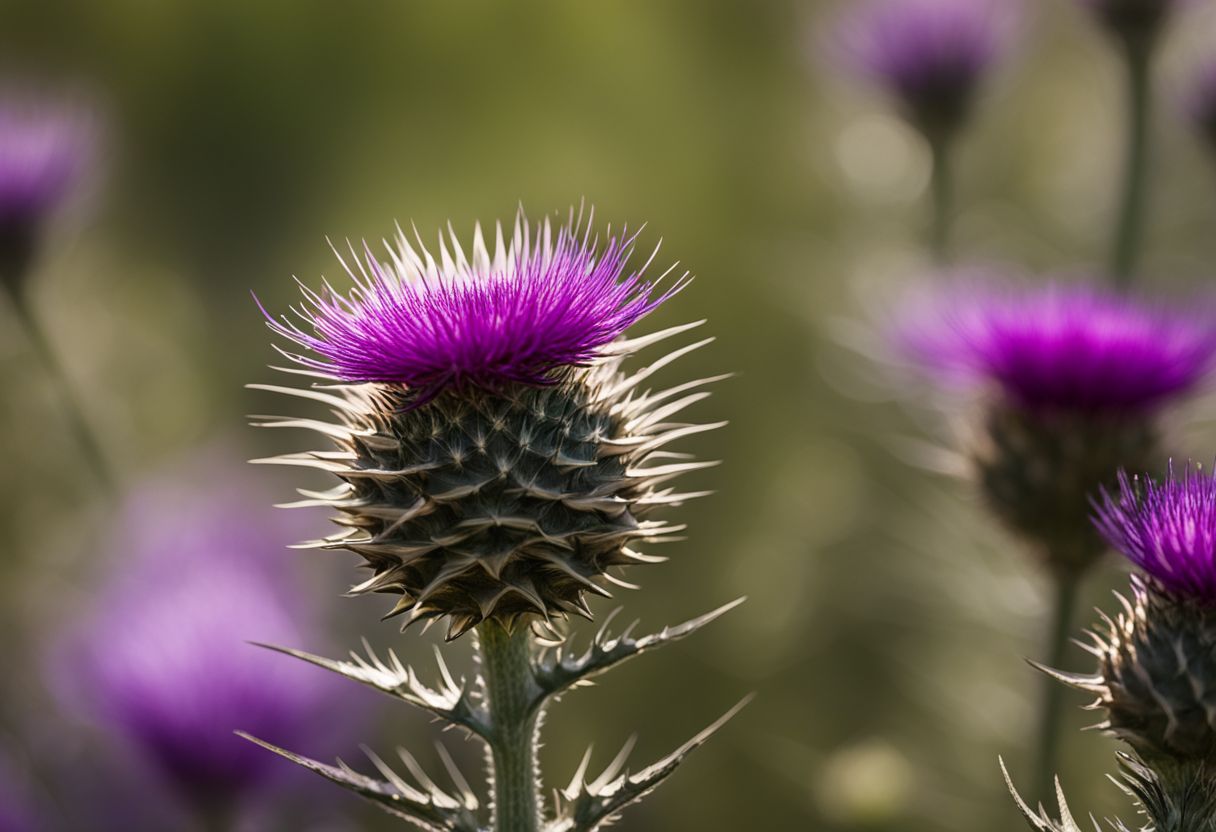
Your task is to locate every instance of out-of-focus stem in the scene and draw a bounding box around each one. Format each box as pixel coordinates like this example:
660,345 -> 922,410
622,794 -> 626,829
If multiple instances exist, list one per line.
3,282 -> 116,495
1111,39 -> 1154,288
928,132 -> 955,265
479,620 -> 542,832
1033,570 -> 1081,807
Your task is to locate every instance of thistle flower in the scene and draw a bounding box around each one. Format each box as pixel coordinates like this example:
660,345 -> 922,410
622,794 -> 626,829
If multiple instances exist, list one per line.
0,94 -> 90,291
257,208 -> 718,640
1185,60 -> 1216,156
903,278 -> 1216,574
250,209 -> 741,832
839,0 -> 1009,141
54,462 -> 350,818
1050,465 -> 1216,765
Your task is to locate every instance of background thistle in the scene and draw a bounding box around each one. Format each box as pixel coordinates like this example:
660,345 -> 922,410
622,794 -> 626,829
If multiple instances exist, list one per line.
1025,464 -> 1216,830
249,209 -> 742,831
835,0 -> 1013,261
900,277 -> 1216,803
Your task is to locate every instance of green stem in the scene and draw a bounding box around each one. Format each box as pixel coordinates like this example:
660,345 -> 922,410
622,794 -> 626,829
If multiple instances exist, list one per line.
1110,39 -> 1154,288
1032,570 -> 1081,807
479,621 -> 542,832
928,132 -> 955,265
4,284 -> 117,495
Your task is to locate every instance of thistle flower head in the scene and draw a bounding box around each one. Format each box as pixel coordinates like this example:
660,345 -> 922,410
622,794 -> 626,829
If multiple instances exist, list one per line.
265,208 -> 685,401
0,93 -> 90,285
257,209 -> 718,639
904,279 -> 1216,414
54,463 -> 349,810
839,0 -> 1010,139
1094,464 -> 1216,602
898,277 -> 1213,575
1039,465 -> 1216,764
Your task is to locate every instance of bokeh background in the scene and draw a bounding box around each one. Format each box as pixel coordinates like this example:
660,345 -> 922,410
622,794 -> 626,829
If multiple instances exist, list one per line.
4,1 -> 1216,830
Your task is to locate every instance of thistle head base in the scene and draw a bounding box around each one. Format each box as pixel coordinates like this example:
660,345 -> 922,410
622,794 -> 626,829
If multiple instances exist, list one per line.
975,405 -> 1156,575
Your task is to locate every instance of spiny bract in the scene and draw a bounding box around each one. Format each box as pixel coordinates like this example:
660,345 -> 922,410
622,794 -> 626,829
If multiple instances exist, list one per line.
1050,576 -> 1216,764
255,210 -> 721,639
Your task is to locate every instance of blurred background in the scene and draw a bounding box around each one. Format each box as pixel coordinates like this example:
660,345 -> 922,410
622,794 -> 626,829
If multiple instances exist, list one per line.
3,1 -> 1216,829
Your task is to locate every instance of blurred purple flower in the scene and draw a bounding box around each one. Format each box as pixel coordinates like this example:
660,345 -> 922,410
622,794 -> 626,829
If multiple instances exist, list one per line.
901,279 -> 1216,413
839,0 -> 1011,137
52,458 -> 349,815
263,208 -> 687,400
0,94 -> 91,285
1185,60 -> 1216,154
1094,464 -> 1216,601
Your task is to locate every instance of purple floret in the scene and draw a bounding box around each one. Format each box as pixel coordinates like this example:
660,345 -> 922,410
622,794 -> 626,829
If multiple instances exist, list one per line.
902,280 -> 1216,412
266,209 -> 687,399
840,0 -> 1008,133
1094,464 -> 1216,601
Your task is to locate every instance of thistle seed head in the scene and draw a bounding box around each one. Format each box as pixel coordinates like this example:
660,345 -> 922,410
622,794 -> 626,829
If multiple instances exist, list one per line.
257,210 -> 718,639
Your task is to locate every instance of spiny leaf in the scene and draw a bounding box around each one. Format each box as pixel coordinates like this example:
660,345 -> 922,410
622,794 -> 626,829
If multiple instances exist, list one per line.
237,732 -> 484,832
1001,757 -> 1099,832
532,598 -> 744,708
545,695 -> 751,832
255,640 -> 490,739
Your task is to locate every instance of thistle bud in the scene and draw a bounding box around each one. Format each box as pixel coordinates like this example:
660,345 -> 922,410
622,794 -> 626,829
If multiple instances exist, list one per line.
1067,466 -> 1216,766
257,209 -> 718,640
904,279 -> 1216,576
0,94 -> 91,293
838,0 -> 1011,142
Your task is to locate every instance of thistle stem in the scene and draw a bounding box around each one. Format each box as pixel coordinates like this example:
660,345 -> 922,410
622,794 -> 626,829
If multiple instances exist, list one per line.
3,283 -> 116,495
1032,570 -> 1081,806
1110,39 -> 1154,288
927,131 -> 955,265
479,621 -> 542,832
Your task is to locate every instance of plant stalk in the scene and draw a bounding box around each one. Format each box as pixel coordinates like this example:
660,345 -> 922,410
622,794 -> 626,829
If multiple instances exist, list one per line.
479,621 -> 542,832
3,282 -> 116,495
1033,570 -> 1081,807
928,131 -> 955,265
1110,38 -> 1154,288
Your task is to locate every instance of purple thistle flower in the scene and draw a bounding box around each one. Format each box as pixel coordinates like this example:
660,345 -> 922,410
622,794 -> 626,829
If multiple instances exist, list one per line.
839,0 -> 1010,138
1094,464 -> 1216,602
902,279 -> 1216,413
0,94 -> 91,286
263,208 -> 688,401
53,458 -> 352,815
1185,59 -> 1216,155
